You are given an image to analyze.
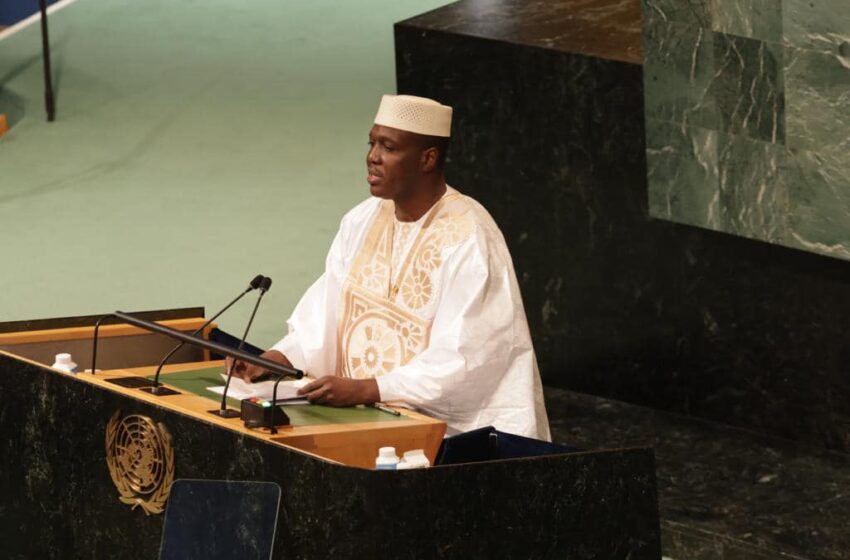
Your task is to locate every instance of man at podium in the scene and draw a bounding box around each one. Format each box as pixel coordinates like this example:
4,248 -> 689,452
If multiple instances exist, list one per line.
231,94 -> 550,440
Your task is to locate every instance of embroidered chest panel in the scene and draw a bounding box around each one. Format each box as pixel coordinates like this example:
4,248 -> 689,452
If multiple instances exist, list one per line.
336,194 -> 475,379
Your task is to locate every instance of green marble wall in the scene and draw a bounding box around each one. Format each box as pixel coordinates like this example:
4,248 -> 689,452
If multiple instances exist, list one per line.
643,0 -> 850,259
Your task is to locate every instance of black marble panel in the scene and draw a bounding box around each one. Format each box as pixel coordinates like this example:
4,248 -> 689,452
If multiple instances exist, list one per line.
712,32 -> 784,143
400,0 -> 642,64
395,0 -> 850,453
0,354 -> 661,559
545,387 -> 850,560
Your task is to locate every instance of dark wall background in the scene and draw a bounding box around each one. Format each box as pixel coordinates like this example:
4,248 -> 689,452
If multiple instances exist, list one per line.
395,20 -> 850,453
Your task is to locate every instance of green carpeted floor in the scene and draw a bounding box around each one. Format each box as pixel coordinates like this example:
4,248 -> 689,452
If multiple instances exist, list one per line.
0,0 -> 448,348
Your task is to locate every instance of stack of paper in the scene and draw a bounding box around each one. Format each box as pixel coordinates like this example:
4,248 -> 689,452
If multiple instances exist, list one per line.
207,374 -> 311,404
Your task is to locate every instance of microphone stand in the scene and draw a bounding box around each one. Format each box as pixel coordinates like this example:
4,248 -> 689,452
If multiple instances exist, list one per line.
268,374 -> 291,434
90,310 -> 302,383
90,275 -> 263,380
211,278 -> 272,418
142,277 -> 263,396
38,0 -> 55,122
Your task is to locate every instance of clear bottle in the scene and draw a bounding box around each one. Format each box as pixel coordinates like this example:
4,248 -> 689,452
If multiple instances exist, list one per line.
52,353 -> 78,374
375,446 -> 399,470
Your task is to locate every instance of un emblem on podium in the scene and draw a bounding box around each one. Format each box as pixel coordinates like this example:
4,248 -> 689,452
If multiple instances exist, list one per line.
105,411 -> 175,515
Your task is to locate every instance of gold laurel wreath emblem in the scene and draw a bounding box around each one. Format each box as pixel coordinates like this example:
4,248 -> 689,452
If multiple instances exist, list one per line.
105,411 -> 175,515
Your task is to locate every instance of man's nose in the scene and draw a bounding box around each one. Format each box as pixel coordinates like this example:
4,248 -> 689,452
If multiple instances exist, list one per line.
367,145 -> 380,164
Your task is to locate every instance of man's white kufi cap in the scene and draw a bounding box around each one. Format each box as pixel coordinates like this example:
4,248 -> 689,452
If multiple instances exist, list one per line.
373,94 -> 452,137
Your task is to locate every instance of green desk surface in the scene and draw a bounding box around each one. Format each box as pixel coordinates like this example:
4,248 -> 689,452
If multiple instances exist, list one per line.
150,366 -> 409,426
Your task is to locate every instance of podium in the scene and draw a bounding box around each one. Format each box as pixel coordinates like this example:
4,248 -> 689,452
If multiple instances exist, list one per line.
0,311 -> 661,559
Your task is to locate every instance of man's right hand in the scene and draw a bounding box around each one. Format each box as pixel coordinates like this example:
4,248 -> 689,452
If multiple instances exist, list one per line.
226,349 -> 292,383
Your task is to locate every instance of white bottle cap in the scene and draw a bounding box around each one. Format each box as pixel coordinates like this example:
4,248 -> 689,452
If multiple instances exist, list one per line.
375,446 -> 400,470
378,447 -> 398,459
52,353 -> 78,374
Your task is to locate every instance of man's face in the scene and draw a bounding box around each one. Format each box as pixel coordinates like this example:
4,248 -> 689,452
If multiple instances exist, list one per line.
366,124 -> 424,200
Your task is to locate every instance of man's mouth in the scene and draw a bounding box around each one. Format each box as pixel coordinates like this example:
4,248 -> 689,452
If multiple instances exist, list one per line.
367,169 -> 382,184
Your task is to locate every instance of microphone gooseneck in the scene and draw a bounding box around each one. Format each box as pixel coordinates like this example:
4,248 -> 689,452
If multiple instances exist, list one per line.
214,276 -> 273,417
141,275 -> 266,396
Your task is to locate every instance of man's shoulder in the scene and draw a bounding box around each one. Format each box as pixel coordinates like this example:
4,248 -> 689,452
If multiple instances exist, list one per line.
339,196 -> 383,229
441,187 -> 505,246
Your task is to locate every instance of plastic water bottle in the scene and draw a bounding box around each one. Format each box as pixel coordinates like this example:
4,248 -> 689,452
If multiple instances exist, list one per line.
375,447 -> 399,470
401,449 -> 431,469
52,353 -> 78,374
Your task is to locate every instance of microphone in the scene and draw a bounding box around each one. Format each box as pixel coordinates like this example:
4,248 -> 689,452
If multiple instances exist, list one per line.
211,276 -> 273,418
140,275 -> 265,396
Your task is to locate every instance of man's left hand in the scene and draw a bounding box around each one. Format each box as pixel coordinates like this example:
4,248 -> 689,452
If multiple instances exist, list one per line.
297,375 -> 379,407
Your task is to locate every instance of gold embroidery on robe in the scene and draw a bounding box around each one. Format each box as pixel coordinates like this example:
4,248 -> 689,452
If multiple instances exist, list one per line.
336,193 -> 475,379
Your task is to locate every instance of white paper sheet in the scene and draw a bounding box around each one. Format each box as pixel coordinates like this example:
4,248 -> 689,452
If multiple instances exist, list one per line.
206,375 -> 310,404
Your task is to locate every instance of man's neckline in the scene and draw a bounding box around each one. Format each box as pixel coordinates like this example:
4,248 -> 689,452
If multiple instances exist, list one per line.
392,185 -> 453,223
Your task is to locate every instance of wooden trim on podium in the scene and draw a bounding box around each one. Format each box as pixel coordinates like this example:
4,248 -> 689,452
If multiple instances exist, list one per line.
0,309 -> 446,468
0,306 -> 206,333
114,360 -> 445,469
7,353 -> 446,469
201,324 -> 213,361
0,318 -> 210,345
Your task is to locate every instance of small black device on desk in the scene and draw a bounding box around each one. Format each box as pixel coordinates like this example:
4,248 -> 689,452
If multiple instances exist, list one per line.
241,398 -> 290,429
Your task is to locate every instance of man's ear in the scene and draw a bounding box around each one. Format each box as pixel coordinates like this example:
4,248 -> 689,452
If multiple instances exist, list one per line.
421,146 -> 439,173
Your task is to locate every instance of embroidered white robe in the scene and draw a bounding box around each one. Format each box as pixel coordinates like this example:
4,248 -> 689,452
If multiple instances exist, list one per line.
272,187 -> 551,440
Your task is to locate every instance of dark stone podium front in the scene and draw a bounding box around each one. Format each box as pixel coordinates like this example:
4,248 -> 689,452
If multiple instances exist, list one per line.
0,351 -> 661,559
393,1 -> 850,557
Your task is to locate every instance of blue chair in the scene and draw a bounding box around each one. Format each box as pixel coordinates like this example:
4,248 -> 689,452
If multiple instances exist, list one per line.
435,426 -> 578,465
